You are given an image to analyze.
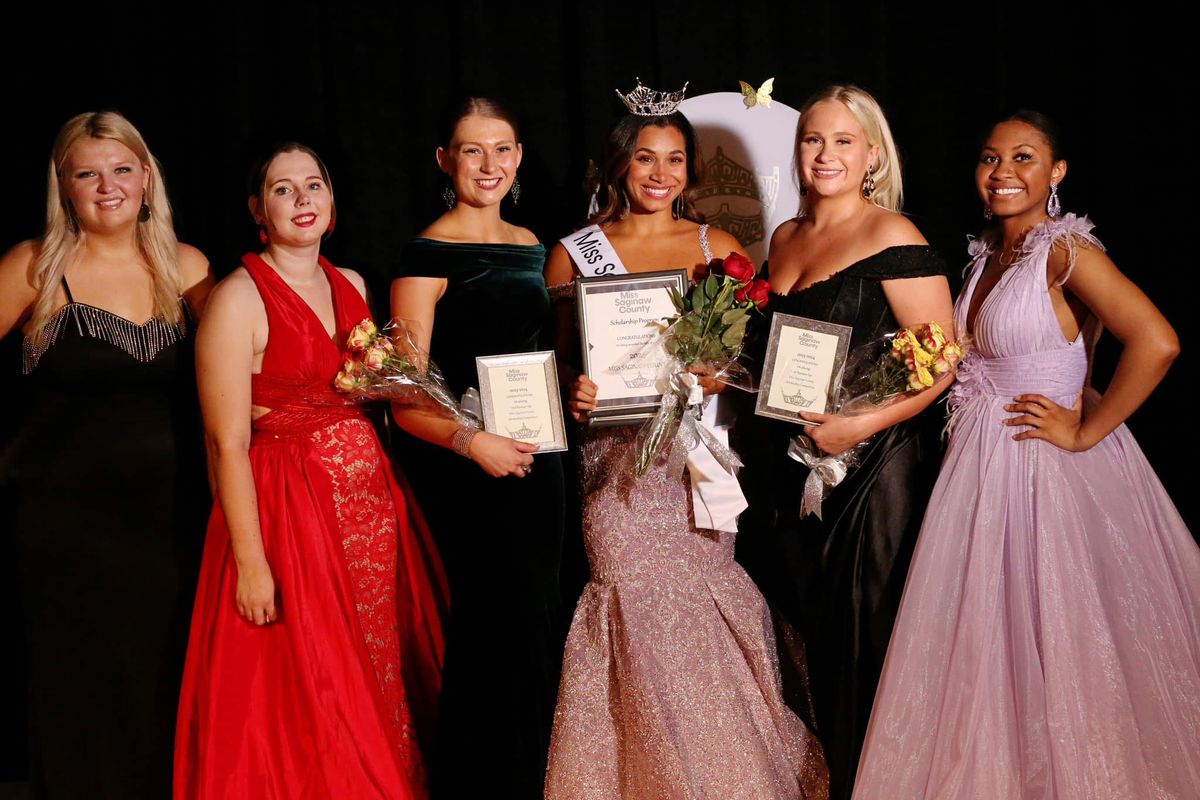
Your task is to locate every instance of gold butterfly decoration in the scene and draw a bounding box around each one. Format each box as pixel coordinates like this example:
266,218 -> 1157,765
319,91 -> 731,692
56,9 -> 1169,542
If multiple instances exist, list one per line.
739,77 -> 775,109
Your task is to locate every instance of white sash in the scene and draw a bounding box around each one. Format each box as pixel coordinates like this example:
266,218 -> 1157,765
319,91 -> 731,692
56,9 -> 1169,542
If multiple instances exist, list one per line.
687,396 -> 748,533
559,224 -> 629,277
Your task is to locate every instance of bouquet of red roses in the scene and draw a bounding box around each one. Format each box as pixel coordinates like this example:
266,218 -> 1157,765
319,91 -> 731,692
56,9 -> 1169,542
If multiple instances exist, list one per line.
633,252 -> 769,476
334,319 -> 478,428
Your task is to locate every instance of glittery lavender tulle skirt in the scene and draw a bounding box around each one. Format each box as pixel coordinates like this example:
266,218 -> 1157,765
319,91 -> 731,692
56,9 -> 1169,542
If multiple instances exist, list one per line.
854,382 -> 1200,799
545,427 -> 828,800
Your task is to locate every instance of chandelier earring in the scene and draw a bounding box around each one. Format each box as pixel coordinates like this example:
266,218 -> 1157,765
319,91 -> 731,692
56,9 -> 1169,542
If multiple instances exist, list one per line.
259,226 -> 269,245
984,205 -> 993,220
1047,182 -> 1061,218
442,182 -> 456,210
862,164 -> 877,199
510,177 -> 521,206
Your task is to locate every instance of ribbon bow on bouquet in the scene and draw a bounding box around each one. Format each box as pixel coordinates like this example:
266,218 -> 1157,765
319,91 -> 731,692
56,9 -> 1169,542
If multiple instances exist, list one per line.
790,321 -> 964,518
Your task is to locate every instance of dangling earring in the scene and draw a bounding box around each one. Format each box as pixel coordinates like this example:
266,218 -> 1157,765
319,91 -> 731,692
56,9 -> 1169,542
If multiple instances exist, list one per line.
259,226 -> 269,245
138,197 -> 151,222
984,205 -> 993,220
1047,182 -> 1061,217
510,178 -> 521,206
442,183 -> 456,210
798,182 -> 808,197
673,194 -> 684,220
862,164 -> 876,199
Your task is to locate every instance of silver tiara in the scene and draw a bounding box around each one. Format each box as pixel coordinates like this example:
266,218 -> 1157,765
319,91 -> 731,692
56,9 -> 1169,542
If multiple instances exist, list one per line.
615,77 -> 689,116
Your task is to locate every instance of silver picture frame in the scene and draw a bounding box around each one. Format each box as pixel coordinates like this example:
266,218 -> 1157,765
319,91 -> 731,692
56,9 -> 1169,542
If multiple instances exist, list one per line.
575,269 -> 688,426
475,350 -> 568,453
755,312 -> 853,425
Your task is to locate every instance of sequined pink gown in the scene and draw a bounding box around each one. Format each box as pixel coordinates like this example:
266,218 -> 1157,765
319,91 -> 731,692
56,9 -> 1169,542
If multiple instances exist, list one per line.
544,233 -> 828,799
854,215 -> 1200,799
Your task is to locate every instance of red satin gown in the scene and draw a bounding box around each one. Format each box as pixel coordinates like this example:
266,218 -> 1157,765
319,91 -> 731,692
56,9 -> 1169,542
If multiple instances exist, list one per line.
175,253 -> 447,799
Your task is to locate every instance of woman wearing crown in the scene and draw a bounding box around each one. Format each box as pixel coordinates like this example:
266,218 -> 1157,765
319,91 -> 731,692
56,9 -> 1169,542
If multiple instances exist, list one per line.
542,80 -> 829,800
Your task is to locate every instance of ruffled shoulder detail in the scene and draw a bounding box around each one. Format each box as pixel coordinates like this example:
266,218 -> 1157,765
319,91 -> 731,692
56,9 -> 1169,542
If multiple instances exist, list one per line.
1022,212 -> 1104,259
966,230 -> 998,260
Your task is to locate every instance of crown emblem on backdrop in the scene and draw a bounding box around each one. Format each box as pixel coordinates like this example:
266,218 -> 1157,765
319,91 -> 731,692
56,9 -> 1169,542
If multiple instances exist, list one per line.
695,147 -> 758,201
705,204 -> 767,247
616,78 -> 689,116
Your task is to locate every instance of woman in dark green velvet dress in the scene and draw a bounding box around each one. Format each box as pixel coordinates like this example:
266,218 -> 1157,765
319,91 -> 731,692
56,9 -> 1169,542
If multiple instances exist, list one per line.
390,97 -> 566,799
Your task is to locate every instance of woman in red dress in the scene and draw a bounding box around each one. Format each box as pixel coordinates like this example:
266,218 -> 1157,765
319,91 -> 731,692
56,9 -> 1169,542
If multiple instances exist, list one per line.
174,143 -> 446,799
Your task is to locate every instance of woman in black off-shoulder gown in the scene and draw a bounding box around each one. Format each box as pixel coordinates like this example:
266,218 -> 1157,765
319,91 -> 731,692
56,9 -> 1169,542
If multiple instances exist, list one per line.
733,85 -> 954,800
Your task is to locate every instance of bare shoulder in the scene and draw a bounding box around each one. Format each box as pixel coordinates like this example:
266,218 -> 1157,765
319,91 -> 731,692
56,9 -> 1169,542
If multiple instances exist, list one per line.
206,267 -> 263,316
417,213 -> 453,240
507,224 -> 540,246
705,226 -> 746,258
176,242 -> 211,283
1051,236 -> 1113,284
0,241 -> 41,333
544,242 -> 575,285
864,208 -> 928,248
336,267 -> 369,300
0,240 -> 40,285
769,218 -> 804,250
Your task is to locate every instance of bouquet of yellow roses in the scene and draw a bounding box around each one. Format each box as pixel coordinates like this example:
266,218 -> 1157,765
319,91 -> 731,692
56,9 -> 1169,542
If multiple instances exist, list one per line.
334,318 -> 478,428
790,321 -> 963,518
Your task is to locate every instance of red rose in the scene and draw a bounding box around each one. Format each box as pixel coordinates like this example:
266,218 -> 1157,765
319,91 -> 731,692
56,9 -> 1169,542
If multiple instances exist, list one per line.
722,251 -> 756,282
736,278 -> 770,308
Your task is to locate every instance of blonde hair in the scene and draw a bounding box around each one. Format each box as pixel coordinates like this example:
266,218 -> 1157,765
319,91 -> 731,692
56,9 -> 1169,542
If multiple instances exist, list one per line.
795,85 -> 904,215
29,111 -> 182,342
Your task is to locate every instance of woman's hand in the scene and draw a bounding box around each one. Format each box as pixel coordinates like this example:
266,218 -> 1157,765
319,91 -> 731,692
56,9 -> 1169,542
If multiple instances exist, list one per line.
468,431 -> 539,478
1004,393 -> 1090,451
568,374 -> 598,423
236,561 -> 277,626
797,411 -> 875,456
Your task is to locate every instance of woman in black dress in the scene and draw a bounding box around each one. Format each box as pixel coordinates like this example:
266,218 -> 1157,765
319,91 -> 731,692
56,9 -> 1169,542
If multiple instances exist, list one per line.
0,111 -> 212,798
734,85 -> 955,800
389,97 -> 566,799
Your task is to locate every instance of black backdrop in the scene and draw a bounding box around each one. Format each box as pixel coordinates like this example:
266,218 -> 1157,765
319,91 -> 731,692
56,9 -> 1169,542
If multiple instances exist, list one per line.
1,0 -> 1194,782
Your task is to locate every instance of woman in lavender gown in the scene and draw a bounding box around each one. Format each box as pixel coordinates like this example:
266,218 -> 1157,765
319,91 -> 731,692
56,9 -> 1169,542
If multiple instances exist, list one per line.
854,111 -> 1200,799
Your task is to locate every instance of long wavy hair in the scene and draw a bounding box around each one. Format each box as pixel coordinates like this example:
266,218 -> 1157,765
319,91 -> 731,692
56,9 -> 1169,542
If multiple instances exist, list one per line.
29,111 -> 182,342
590,112 -> 705,227
794,85 -> 904,215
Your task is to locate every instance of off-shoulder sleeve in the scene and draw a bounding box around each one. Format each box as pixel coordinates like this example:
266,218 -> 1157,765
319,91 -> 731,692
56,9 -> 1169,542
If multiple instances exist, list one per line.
393,240 -> 446,280
849,244 -> 950,281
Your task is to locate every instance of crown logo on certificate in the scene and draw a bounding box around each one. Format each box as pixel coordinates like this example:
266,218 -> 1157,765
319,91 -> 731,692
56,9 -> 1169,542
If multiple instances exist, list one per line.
506,422 -> 543,439
616,77 -> 689,116
780,390 -> 817,408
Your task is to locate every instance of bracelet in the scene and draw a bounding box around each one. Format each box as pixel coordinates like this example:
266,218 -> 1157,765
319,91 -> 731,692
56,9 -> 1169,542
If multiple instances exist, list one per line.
451,426 -> 480,458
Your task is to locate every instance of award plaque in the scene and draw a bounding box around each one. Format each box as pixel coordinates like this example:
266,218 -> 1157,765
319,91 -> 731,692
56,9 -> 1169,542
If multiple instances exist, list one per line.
755,313 -> 853,424
475,351 -> 568,453
575,269 -> 688,425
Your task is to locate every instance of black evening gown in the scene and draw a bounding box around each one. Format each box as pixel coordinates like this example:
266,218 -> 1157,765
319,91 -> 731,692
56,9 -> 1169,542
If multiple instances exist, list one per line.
393,239 -> 567,799
733,245 -> 949,800
5,292 -> 208,799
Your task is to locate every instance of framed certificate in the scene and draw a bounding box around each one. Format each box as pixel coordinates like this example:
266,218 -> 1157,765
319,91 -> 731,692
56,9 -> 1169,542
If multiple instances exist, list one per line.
475,351 -> 568,453
755,313 -> 853,424
575,269 -> 688,425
